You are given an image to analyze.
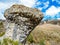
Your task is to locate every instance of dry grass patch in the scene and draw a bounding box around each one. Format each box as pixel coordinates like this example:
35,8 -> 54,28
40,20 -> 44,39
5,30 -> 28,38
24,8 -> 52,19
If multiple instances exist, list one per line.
28,24 -> 60,45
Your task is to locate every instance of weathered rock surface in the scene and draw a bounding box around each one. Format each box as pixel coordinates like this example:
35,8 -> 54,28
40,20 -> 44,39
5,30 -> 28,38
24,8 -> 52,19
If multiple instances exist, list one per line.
4,4 -> 43,44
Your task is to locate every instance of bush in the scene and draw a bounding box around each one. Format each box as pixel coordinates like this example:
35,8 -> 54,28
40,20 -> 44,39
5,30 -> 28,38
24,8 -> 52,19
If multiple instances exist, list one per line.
0,32 -> 5,37
27,34 -> 34,43
0,22 -> 5,37
0,22 -> 3,28
39,39 -> 45,45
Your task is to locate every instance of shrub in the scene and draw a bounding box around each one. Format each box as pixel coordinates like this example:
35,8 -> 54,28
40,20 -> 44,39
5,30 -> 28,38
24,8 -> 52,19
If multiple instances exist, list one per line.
27,34 -> 34,43
0,22 -> 3,28
0,32 -> 5,37
39,39 -> 45,45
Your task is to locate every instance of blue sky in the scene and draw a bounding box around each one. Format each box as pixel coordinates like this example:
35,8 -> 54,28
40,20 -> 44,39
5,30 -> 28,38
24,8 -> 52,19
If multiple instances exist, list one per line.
0,0 -> 60,20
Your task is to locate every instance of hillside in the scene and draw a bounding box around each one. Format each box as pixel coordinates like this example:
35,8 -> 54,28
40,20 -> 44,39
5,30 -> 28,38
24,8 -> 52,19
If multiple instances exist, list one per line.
29,24 -> 60,45
40,20 -> 60,25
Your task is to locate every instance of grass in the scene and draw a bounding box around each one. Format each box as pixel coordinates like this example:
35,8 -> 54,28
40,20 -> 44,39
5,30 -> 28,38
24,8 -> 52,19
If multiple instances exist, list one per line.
0,32 -> 5,37
0,22 -> 4,28
39,39 -> 45,45
0,23 -> 60,45
31,24 -> 60,42
26,24 -> 60,45
0,22 -> 5,37
27,34 -> 34,43
0,38 -> 22,45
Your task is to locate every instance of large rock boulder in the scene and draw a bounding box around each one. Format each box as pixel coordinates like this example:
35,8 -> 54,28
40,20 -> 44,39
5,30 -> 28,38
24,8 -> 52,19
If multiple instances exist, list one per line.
4,4 -> 43,44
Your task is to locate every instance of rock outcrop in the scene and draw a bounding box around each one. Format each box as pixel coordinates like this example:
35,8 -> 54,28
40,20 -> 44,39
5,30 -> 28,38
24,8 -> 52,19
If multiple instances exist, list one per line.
4,4 -> 43,44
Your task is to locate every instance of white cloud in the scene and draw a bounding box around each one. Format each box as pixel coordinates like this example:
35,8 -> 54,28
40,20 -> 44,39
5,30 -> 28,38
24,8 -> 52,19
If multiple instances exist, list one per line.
0,2 -> 16,19
0,11 -> 5,19
36,1 -> 41,6
43,1 -> 49,8
56,0 -> 60,4
52,0 -> 55,2
36,1 -> 49,10
19,0 -> 37,7
52,0 -> 60,4
38,8 -> 42,10
57,18 -> 60,20
0,2 -> 16,10
45,6 -> 60,15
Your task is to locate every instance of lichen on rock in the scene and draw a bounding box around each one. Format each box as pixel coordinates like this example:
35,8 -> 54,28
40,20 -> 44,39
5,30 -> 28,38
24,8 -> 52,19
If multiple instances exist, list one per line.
4,4 -> 43,44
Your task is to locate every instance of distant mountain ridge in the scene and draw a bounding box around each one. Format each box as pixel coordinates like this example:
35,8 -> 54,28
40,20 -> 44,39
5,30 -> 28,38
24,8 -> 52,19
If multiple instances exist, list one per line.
40,19 -> 60,25
0,19 -> 5,22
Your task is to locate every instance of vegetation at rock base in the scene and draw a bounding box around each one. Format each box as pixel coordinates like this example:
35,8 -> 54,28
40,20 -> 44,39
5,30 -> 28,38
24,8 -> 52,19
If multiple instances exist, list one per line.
0,22 -> 4,30
39,39 -> 45,45
27,33 -> 34,43
0,23 -> 60,45
0,38 -> 20,45
0,37 -> 45,45
0,32 -> 5,37
0,22 -> 5,37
